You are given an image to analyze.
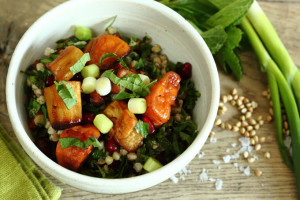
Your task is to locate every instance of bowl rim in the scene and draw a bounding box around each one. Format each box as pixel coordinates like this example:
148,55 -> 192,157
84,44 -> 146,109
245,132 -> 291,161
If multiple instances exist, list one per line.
6,0 -> 220,193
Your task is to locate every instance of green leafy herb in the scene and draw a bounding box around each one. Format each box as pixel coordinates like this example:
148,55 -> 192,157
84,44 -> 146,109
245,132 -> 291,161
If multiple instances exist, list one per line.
205,0 -> 253,28
105,15 -> 117,31
201,25 -> 227,54
113,88 -> 139,101
54,81 -> 77,109
39,58 -> 53,64
70,53 -> 91,75
99,53 -> 129,70
129,37 -> 137,48
158,0 -> 254,80
135,120 -> 149,138
134,58 -> 144,70
90,149 -> 106,160
27,98 -> 41,118
59,137 -> 101,149
179,79 -> 201,112
101,70 -> 150,96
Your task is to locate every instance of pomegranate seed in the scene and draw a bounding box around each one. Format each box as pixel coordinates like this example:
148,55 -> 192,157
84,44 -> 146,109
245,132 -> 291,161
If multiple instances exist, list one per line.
180,62 -> 192,79
142,116 -> 155,135
106,139 -> 119,153
33,60 -> 39,70
82,113 -> 95,124
45,75 -> 54,86
113,33 -> 122,39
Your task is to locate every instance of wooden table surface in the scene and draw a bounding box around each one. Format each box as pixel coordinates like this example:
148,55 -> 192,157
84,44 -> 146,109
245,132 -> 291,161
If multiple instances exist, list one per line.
1,0 -> 299,199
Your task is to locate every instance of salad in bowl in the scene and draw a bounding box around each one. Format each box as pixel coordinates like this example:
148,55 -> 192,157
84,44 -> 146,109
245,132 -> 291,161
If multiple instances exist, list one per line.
24,25 -> 200,178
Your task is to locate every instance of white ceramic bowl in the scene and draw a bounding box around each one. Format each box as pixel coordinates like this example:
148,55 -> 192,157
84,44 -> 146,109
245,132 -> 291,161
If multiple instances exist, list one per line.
6,0 -> 219,194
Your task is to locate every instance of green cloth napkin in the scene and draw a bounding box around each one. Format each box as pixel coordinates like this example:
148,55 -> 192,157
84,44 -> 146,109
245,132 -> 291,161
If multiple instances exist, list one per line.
0,124 -> 62,200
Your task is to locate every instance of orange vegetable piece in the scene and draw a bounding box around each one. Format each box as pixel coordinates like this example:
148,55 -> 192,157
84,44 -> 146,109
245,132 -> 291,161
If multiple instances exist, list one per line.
144,71 -> 181,127
56,125 -> 100,171
44,81 -> 82,130
103,101 -> 143,152
84,34 -> 130,69
89,91 -> 105,106
48,46 -> 84,81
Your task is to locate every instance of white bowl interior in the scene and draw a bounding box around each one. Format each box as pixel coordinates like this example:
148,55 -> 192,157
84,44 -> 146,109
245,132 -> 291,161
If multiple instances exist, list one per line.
7,0 -> 219,194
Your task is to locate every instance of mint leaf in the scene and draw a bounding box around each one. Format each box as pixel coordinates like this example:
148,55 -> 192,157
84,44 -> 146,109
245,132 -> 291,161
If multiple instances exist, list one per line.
113,88 -> 139,101
135,120 -> 149,138
129,37 -> 137,48
27,98 -> 41,118
201,25 -> 227,54
99,53 -> 129,70
91,149 -> 106,160
134,58 -> 144,70
101,70 -> 150,96
54,81 -> 77,109
205,0 -> 254,28
70,53 -> 90,75
59,137 -> 101,149
105,15 -> 117,31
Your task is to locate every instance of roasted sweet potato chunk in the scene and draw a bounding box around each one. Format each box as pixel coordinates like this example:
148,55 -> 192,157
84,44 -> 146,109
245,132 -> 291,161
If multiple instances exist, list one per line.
84,34 -> 130,69
44,81 -> 82,130
56,125 -> 100,171
48,46 -> 84,81
103,101 -> 143,152
144,71 -> 181,127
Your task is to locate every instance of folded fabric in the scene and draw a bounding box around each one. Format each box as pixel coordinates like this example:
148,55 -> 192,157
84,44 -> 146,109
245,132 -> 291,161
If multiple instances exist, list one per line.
0,124 -> 62,200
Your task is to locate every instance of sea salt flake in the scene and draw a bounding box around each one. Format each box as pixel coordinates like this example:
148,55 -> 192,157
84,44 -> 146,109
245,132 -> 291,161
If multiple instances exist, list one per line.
210,137 -> 217,143
233,163 -> 239,167
199,169 -> 208,182
239,166 -> 245,172
231,143 -> 237,147
209,178 -> 216,182
243,166 -> 251,176
197,151 -> 205,158
239,137 -> 250,147
223,155 -> 231,163
226,148 -> 230,153
215,179 -> 223,190
212,160 -> 221,165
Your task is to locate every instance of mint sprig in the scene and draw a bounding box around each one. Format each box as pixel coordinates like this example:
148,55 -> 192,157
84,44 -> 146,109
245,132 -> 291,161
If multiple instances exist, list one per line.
59,137 -> 101,149
101,69 -> 151,96
70,53 -> 90,75
54,81 -> 77,109
135,120 -> 149,138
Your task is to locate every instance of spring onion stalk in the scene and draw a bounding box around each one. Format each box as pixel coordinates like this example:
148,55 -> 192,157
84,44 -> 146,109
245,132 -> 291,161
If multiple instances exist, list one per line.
267,72 -> 293,169
247,1 -> 300,113
241,17 -> 300,199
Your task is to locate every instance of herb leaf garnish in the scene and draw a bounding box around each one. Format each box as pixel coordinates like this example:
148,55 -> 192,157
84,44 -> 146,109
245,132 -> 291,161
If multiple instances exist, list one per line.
112,88 -> 139,101
101,69 -> 151,96
99,53 -> 129,70
135,120 -> 149,138
54,81 -> 77,109
59,137 -> 101,149
70,53 -> 90,75
27,98 -> 41,118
